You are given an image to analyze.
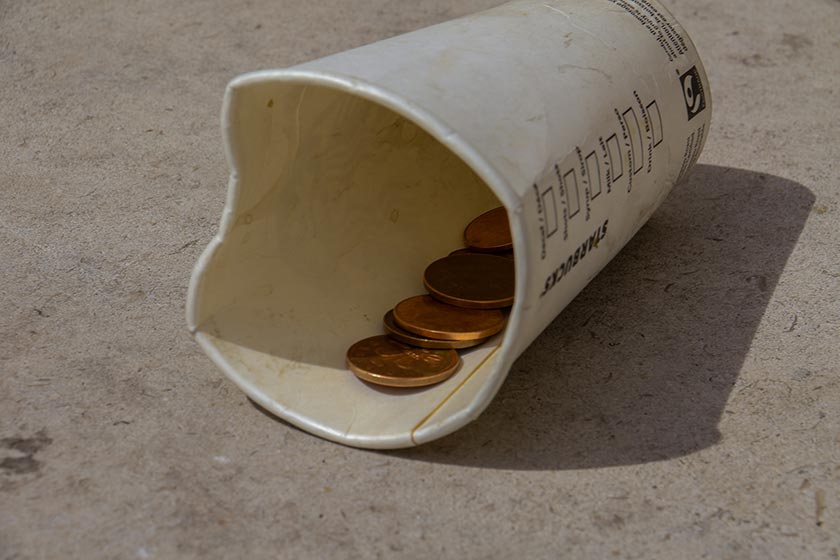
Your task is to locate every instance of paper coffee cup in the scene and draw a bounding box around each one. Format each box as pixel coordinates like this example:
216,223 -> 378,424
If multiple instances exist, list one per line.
187,0 -> 712,449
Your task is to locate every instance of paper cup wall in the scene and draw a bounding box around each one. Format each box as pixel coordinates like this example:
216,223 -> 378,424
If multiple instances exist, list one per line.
186,0 -> 712,449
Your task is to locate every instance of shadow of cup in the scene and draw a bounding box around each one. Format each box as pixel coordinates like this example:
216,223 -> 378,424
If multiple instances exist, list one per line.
393,164 -> 815,469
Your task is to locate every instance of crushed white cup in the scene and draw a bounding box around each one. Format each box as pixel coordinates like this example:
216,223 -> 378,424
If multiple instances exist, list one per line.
187,0 -> 712,449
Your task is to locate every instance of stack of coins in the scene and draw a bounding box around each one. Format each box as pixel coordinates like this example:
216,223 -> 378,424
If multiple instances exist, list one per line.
346,206 -> 514,388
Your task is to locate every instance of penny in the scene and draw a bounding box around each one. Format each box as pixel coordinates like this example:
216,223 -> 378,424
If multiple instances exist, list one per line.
449,247 -> 474,257
346,335 -> 461,388
424,253 -> 515,309
383,310 -> 489,350
464,206 -> 512,252
450,247 -> 515,260
393,295 -> 507,340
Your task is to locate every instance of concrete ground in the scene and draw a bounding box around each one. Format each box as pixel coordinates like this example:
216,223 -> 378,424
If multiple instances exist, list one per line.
1,0 -> 838,558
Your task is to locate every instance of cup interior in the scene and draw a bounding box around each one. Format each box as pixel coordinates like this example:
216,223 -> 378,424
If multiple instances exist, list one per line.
190,81 -> 510,447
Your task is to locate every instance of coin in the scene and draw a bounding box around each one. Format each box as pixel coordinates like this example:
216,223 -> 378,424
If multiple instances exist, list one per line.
383,310 -> 489,349
424,253 -> 515,309
393,295 -> 507,340
346,335 -> 461,388
464,206 -> 512,252
450,247 -> 514,260
449,247 -> 474,257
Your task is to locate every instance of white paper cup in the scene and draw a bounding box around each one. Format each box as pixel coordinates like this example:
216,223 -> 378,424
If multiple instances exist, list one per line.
187,0 -> 712,449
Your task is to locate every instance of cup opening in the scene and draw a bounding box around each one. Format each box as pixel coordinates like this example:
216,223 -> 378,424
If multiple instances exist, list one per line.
190,79 -> 513,447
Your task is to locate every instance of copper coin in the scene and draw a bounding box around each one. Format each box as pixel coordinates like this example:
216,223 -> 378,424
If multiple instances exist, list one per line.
451,247 -> 514,260
464,206 -> 512,252
346,335 -> 461,388
393,295 -> 507,341
383,310 -> 489,350
449,247 -> 475,257
424,253 -> 515,309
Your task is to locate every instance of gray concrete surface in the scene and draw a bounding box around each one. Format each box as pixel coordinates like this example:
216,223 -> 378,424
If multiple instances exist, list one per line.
1,0 -> 838,558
